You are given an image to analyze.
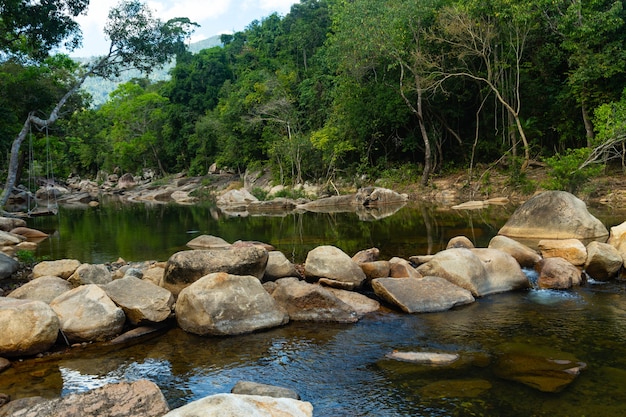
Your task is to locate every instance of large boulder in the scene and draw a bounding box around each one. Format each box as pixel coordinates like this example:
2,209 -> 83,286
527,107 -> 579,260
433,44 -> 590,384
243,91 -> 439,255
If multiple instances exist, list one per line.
304,245 -> 367,290
538,239 -> 587,266
324,287 -> 380,316
372,276 -> 475,313
584,241 -> 623,281
68,263 -> 113,286
270,278 -> 359,323
50,284 -> 126,343
9,227 -> 48,239
0,216 -> 26,232
0,252 -> 19,280
176,273 -> 289,336
7,276 -> 73,303
162,247 -> 269,296
488,235 -> 541,268
535,257 -> 582,289
415,248 -> 529,297
607,221 -> 626,262
388,257 -> 422,278
163,393 -> 313,417
0,298 -> 60,357
32,259 -> 81,279
103,276 -> 174,325
216,189 -> 258,209
7,379 -> 169,417
498,191 -> 608,240
355,187 -> 408,206
263,251 -> 299,281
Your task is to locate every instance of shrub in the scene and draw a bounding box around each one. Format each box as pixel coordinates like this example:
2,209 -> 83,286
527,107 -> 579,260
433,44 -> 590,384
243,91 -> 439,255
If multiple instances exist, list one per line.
542,148 -> 603,194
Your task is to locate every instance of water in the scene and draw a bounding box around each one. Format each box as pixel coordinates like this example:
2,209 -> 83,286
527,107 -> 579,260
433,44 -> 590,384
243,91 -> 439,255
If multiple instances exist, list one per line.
4,200 -> 626,416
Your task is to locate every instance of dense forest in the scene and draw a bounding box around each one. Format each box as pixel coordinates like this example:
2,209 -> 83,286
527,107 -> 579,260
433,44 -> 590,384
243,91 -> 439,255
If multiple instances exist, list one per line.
2,0 -> 626,198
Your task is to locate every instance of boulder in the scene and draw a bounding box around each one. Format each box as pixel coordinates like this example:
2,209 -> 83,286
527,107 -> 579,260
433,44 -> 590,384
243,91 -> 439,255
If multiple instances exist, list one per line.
231,381 -> 300,400
388,257 -> 422,278
536,257 -> 582,289
0,230 -> 24,246
9,227 -> 48,239
372,276 -> 475,313
162,246 -> 269,296
270,278 -> 359,323
471,248 -> 530,293
171,190 -> 198,204
263,251 -> 299,281
324,287 -> 380,315
447,236 -> 475,249
176,273 -> 289,336
7,276 -> 73,303
538,238 -> 587,266
488,235 -> 541,268
162,394 -> 313,417
584,241 -> 623,281
248,198 -> 298,214
498,191 -> 608,240
0,216 -> 26,232
68,263 -> 112,286
7,379 -> 169,417
0,298 -> 60,357
304,245 -> 367,290
360,261 -> 390,282
50,284 -> 126,343
0,253 -> 19,280
352,248 -> 380,264
607,221 -> 626,262
296,195 -> 356,213
186,235 -> 231,249
142,264 -> 166,286
117,172 -> 136,189
385,351 -> 460,365
355,187 -> 408,206
103,276 -> 174,325
216,189 -> 258,208
32,259 -> 81,279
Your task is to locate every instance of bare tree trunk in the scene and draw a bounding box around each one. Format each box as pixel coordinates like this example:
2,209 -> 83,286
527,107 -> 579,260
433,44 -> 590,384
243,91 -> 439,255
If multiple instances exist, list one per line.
582,103 -> 594,147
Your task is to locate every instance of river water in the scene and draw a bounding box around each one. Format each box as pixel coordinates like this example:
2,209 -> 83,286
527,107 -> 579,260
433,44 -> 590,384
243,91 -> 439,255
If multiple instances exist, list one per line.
3,201 -> 626,416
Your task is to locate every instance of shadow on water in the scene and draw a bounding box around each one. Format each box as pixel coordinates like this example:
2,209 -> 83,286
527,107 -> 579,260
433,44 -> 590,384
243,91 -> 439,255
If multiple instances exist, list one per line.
4,201 -> 626,415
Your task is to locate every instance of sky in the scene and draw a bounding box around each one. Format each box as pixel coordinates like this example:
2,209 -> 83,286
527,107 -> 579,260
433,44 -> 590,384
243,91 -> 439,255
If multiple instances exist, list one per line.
70,0 -> 300,57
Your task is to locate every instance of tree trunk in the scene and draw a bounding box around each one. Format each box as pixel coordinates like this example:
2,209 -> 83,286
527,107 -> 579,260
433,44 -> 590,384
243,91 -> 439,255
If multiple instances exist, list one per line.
582,103 -> 594,147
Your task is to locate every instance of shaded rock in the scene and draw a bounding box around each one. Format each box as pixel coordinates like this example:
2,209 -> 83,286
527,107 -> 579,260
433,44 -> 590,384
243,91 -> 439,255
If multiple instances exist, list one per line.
297,195 -> 356,213
32,259 -> 81,279
162,393 -> 313,417
408,255 -> 434,266
360,261 -> 390,282
264,251 -> 299,281
50,285 -> 126,343
16,241 -> 38,251
7,276 -> 73,303
0,253 -> 19,280
248,198 -> 298,214
0,396 -> 47,417
0,216 -> 26,232
9,227 -> 48,239
0,357 -> 10,372
7,379 -> 169,417
536,257 -> 582,289
538,238 -> 587,266
352,248 -> 380,264
325,287 -> 380,315
186,235 -> 231,249
162,246 -> 269,296
494,343 -> 586,392
304,245 -> 366,290
176,273 -> 289,336
355,187 -> 408,206
117,172 -> 136,189
584,241 -> 623,281
420,379 -> 492,399
447,236 -> 475,249
271,278 -> 358,323
104,276 -> 174,325
498,191 -> 608,240
68,263 -> 112,286
488,235 -> 541,268
231,381 -> 300,400
386,351 -> 460,365
372,276 -> 475,313
107,323 -> 169,345
0,298 -> 59,357
171,190 -> 198,204
389,257 -> 421,278
0,230 -> 24,246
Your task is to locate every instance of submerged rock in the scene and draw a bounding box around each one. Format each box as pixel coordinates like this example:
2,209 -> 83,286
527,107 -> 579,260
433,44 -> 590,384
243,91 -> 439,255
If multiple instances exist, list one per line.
386,351 -> 460,365
231,381 -> 300,400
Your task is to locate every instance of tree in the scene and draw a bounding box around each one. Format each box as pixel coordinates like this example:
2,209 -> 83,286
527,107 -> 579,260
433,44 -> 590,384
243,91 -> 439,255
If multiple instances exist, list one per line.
0,0 -> 196,212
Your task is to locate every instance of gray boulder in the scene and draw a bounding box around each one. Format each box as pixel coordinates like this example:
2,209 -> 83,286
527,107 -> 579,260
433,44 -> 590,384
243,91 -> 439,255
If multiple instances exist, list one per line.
50,284 -> 126,342
488,235 -> 541,268
263,251 -> 299,281
372,276 -> 475,313
186,234 -> 231,249
176,273 -> 289,336
0,298 -> 60,357
0,252 -> 19,280
0,230 -> 24,246
324,286 -> 380,316
163,393 -> 313,417
162,246 -> 269,296
584,241 -> 623,281
68,263 -> 112,286
7,276 -> 73,303
304,245 -> 367,290
355,187 -> 408,206
0,216 -> 26,232
103,276 -> 174,325
32,259 -> 81,279
498,191 -> 608,240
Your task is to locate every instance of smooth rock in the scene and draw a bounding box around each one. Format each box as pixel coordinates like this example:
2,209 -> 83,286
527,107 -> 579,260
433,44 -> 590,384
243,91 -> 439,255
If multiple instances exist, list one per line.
231,381 -> 300,400
447,236 -> 475,249
386,351 -> 460,365
186,235 -> 231,249
0,253 -> 19,280
324,286 -> 380,315
9,227 -> 48,239
607,220 -> 626,262
7,276 -> 73,304
32,259 -> 81,279
488,235 -> 541,268
352,248 -> 380,264
538,238 -> 587,266
68,263 -> 112,286
104,276 -> 174,325
584,241 -> 623,281
0,298 -> 59,357
304,245 -> 366,290
0,216 -> 26,232
263,251 -> 299,281
0,230 -> 23,246
163,393 -> 313,417
388,257 -> 421,278
355,187 -> 408,206
360,261 -> 390,282
536,257 -> 582,289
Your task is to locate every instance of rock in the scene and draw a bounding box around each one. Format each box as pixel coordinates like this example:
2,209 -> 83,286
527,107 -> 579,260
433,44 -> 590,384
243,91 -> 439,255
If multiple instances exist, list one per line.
7,276 -> 73,303
0,216 -> 26,232
217,188 -> 258,208
231,381 -> 300,400
493,343 -> 586,392
171,190 -> 198,204
32,259 -> 81,279
176,273 -> 289,336
103,276 -> 174,325
0,298 -> 60,357
452,201 -> 486,210
9,227 -> 48,239
50,284 -> 126,343
324,287 -> 380,315
0,396 -> 47,416
388,257 -> 422,278
7,379 -> 169,417
296,195 -> 356,213
372,276 -> 475,313
248,198 -> 298,214
415,248 -> 529,297
162,246 -> 269,296
162,393 -> 313,417
447,236 -> 475,249
16,241 -> 38,251
0,230 -> 24,246
0,357 -> 10,372
355,187 -> 408,206
538,238 -> 587,266
607,221 -> 626,262
360,261 -> 390,282
385,351 -> 460,365
352,248 -> 380,264
584,241 -> 623,281
186,235 -> 231,249
107,323 -> 169,345
536,257 -> 582,289
68,263 -> 113,286
264,251 -> 299,281
117,172 -> 136,189
488,235 -> 541,268
142,264 -> 166,286
304,245 -> 367,290
498,191 -> 608,240
0,253 -> 19,280
271,278 -> 359,323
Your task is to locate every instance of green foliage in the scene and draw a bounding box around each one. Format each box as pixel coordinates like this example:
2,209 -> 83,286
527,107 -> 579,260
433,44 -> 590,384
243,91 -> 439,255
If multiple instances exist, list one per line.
378,163 -> 423,187
272,187 -> 308,200
543,148 -> 603,193
251,187 -> 269,201
15,249 -> 37,266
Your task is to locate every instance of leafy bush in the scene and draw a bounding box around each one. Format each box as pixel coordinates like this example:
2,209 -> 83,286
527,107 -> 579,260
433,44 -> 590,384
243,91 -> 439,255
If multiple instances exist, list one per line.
542,148 -> 603,194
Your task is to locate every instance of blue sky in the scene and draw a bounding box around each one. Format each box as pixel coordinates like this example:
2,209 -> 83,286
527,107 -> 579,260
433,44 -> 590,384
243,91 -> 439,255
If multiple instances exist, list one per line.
71,0 -> 300,56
